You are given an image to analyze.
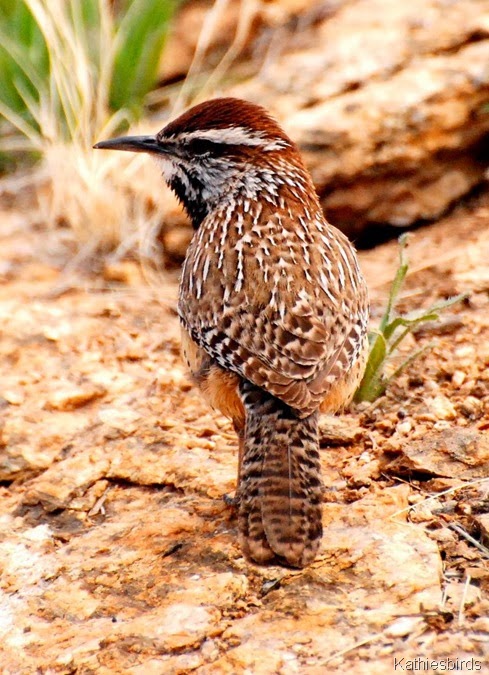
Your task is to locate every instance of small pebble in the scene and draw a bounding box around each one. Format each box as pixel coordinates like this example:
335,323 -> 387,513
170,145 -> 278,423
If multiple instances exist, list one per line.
455,345 -> 475,359
201,638 -> 219,661
385,616 -> 422,638
428,527 -> 456,543
4,390 -> 24,405
434,420 -> 451,430
458,396 -> 483,418
46,385 -> 106,411
428,395 -> 457,420
98,406 -> 141,431
452,370 -> 465,387
396,420 -> 412,434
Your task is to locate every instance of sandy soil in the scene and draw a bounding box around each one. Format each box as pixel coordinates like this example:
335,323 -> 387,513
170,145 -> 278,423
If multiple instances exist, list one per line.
0,194 -> 488,673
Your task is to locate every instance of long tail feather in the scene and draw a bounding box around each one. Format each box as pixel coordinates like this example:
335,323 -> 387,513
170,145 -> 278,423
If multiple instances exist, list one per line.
238,381 -> 323,567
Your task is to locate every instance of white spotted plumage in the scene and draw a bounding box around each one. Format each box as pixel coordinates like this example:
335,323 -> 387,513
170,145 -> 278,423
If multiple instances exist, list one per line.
96,97 -> 369,568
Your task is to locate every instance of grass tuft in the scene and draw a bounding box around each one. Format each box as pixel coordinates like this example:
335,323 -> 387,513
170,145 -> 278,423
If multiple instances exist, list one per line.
0,0 -> 178,253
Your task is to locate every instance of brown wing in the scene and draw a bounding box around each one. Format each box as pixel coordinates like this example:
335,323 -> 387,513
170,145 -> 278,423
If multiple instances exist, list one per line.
178,207 -> 368,417
180,291 -> 360,417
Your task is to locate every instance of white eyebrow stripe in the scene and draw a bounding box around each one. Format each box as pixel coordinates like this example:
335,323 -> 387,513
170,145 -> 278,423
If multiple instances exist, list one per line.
175,127 -> 289,150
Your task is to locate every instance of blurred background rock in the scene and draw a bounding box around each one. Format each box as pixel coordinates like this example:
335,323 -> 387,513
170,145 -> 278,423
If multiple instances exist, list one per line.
161,0 -> 489,248
1,0 -> 489,268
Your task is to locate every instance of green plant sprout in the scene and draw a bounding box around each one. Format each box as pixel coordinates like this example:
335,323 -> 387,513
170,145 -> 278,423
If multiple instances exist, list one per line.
354,233 -> 467,403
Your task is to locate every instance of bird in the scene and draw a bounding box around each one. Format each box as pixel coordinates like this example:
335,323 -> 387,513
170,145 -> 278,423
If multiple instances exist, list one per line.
94,97 -> 369,568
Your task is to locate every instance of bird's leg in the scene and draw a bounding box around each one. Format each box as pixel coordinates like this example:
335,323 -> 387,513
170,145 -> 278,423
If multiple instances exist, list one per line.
236,421 -> 245,496
223,420 -> 245,508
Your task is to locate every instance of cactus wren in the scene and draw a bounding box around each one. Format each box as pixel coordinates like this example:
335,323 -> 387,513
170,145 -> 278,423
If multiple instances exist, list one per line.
95,98 -> 369,568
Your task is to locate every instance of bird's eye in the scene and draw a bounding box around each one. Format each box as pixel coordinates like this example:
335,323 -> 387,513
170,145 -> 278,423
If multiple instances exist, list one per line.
187,138 -> 219,156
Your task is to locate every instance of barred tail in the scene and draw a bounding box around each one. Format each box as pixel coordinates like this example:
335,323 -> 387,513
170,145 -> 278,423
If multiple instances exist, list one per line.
238,381 -> 323,568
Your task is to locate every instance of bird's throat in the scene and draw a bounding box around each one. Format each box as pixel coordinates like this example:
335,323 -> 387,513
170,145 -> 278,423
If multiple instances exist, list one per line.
168,173 -> 210,230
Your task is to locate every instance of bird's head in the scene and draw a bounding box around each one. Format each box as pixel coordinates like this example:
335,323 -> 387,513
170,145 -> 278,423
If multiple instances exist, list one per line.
94,98 -> 308,228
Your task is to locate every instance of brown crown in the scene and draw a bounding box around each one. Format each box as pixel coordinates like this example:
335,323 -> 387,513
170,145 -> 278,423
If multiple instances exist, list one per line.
159,97 -> 292,143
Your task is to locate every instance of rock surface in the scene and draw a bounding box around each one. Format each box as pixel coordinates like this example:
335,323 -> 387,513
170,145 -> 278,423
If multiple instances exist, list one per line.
1,194 -> 488,672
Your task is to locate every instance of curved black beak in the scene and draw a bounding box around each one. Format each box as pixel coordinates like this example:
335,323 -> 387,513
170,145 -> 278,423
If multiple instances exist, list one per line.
93,135 -> 162,154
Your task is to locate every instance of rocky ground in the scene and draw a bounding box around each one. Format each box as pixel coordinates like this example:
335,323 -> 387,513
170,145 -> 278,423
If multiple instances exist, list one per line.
1,0 -> 489,671
0,191 -> 488,673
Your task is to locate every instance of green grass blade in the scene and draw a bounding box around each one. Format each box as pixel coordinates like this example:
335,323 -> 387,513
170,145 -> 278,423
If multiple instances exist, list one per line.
384,293 -> 468,344
0,97 -> 40,147
0,1 -> 48,131
378,233 -> 409,333
110,0 -> 179,113
383,312 -> 439,342
354,332 -> 387,402
424,293 -> 469,314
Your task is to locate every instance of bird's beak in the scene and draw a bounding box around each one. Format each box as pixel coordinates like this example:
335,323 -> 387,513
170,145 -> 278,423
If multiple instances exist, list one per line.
93,135 -> 163,154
